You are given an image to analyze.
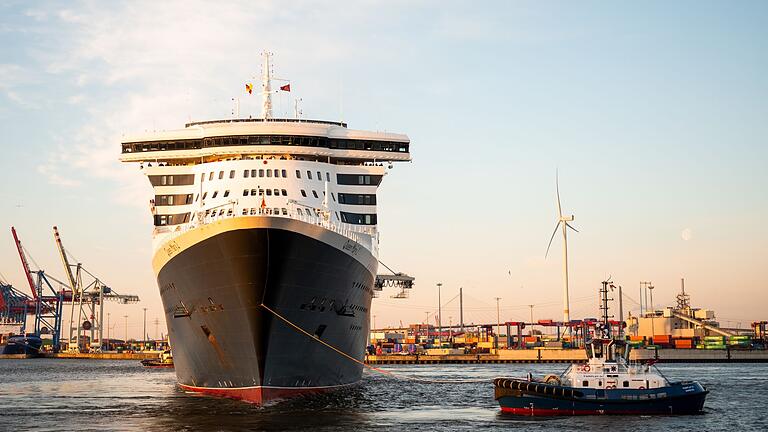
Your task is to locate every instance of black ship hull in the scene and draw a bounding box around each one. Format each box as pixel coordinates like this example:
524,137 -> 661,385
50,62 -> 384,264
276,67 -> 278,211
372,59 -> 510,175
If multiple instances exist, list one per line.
155,217 -> 376,404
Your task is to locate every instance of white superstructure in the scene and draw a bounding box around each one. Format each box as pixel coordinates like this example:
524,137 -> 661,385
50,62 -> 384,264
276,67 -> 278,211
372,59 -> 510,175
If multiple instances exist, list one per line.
119,54 -> 410,257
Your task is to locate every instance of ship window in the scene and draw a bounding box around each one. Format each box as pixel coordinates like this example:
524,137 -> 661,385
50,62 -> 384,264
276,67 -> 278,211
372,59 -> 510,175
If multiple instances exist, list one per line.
307,170 -> 312,180
252,169 -> 258,177
317,171 -> 322,181
274,169 -> 279,177
281,189 -> 287,196
243,189 -> 249,196
208,172 -> 213,181
223,190 -> 230,197
301,190 -> 307,197
186,194 -> 193,204
623,381 -> 630,388
266,189 -> 272,196
598,381 -> 603,386
167,196 -> 174,205
202,192 -> 208,200
259,169 -> 265,177
297,208 -> 303,216
365,214 -> 371,224
250,208 -> 257,215
229,170 -> 235,179
326,172 -> 330,182
295,170 -> 301,179
244,170 -> 250,178
195,194 -> 199,202
273,207 -> 279,214
219,209 -> 224,216
227,209 -> 233,216
273,189 -> 279,196
168,176 -> 174,185
242,209 -> 248,215
218,171 -> 224,179
281,169 -> 287,178
258,189 -> 264,196
267,170 -> 272,178
212,191 -> 218,198
282,208 -> 288,215
312,190 -> 318,198
583,381 -> 589,387
200,173 -> 205,182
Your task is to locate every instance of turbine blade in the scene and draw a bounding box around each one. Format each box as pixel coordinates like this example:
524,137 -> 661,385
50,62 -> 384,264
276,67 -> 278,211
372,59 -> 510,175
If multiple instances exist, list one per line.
566,222 -> 579,233
545,222 -> 561,258
556,171 -> 563,218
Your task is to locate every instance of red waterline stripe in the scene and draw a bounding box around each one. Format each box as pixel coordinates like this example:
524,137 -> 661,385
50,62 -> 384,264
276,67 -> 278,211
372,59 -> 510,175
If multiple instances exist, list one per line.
500,407 -> 656,416
177,383 -> 347,405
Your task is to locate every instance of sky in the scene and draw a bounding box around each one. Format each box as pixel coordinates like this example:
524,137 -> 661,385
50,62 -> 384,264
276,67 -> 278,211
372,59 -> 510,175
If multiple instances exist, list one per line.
0,1 -> 766,339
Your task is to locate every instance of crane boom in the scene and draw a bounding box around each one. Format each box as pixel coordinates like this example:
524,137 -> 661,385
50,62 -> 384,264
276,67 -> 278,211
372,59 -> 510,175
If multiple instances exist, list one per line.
53,226 -> 78,292
11,227 -> 38,300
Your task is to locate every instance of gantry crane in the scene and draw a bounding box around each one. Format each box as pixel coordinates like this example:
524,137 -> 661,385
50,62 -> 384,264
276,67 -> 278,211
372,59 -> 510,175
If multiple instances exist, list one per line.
10,227 -> 69,352
53,226 -> 139,352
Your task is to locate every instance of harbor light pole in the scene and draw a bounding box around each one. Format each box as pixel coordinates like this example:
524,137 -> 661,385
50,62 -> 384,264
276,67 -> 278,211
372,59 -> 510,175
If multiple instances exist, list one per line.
437,283 -> 443,345
106,313 -> 110,350
528,304 -> 534,336
495,297 -> 502,349
649,285 -> 655,337
143,308 -> 147,350
124,315 -> 128,344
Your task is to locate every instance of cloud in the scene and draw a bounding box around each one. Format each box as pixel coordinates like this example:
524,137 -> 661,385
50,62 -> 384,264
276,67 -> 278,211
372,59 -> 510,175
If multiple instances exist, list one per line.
24,0 -> 417,204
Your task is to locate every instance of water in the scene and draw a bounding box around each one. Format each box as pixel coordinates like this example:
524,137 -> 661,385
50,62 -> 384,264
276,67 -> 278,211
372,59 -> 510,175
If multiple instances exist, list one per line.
1,360 -> 767,431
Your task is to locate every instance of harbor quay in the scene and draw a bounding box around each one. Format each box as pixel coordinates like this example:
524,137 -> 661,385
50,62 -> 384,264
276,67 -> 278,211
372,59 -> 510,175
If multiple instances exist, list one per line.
365,347 -> 768,364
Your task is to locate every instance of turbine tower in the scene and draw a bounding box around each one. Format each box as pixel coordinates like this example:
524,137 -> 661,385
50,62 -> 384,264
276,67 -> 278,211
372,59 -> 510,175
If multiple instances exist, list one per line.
545,172 -> 579,324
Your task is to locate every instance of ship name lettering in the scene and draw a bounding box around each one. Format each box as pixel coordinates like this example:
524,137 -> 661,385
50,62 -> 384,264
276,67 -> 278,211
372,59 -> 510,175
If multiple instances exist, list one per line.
342,240 -> 360,255
165,241 -> 181,257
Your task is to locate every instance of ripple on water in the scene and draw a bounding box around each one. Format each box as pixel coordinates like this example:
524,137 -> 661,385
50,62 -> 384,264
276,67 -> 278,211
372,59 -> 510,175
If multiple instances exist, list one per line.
1,360 -> 767,431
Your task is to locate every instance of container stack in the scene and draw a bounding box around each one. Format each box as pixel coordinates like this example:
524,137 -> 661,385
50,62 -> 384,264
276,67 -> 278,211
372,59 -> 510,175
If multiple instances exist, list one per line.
703,335 -> 727,350
728,335 -> 751,349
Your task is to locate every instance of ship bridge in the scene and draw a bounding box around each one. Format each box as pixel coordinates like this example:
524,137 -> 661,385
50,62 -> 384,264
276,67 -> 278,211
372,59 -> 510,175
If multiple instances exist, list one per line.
119,117 -> 410,165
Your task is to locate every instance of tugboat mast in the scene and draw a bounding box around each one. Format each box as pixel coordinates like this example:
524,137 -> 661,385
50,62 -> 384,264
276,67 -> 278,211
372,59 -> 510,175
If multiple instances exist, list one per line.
599,280 -> 613,339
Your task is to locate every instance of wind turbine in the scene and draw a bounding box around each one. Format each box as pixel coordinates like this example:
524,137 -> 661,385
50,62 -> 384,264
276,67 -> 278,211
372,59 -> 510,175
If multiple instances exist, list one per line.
545,172 -> 579,325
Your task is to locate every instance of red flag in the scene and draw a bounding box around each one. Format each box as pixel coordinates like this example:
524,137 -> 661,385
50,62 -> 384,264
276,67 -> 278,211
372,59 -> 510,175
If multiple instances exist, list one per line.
260,195 -> 266,209
279,84 -> 291,92
245,83 -> 253,94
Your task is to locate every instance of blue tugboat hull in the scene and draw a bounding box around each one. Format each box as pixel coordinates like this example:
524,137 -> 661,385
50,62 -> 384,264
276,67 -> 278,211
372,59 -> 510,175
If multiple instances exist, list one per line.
495,378 -> 708,416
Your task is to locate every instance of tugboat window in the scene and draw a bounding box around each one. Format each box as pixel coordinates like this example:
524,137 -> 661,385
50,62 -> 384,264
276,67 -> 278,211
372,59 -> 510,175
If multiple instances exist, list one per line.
583,381 -> 589,387
623,381 -> 630,388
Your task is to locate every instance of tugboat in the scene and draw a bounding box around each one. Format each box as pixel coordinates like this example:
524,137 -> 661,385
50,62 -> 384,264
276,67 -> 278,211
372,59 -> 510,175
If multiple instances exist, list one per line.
494,280 -> 708,416
141,350 -> 174,369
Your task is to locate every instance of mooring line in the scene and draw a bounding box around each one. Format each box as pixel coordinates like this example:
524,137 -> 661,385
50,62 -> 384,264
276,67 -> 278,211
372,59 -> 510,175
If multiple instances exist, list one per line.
259,303 -> 491,384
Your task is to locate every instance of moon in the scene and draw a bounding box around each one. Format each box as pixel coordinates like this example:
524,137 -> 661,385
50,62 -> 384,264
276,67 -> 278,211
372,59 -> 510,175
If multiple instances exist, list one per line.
681,228 -> 692,241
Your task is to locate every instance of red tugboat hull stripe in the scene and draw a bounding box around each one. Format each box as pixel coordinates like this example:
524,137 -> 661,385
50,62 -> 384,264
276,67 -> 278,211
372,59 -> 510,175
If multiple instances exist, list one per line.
500,407 -> 657,416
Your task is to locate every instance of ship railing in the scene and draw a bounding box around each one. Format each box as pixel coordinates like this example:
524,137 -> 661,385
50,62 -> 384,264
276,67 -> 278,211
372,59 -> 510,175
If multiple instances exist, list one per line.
153,208 -> 378,254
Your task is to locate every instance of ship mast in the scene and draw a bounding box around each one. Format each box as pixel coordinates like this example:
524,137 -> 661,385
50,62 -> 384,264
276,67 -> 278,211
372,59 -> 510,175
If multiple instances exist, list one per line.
261,51 -> 273,119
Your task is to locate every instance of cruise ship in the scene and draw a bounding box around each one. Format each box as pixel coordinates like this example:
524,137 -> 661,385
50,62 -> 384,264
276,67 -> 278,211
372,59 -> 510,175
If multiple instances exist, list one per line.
119,54 -> 411,403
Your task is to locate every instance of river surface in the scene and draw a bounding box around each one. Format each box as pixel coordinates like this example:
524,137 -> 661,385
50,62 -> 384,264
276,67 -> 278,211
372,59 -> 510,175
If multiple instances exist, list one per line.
1,360 -> 766,431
